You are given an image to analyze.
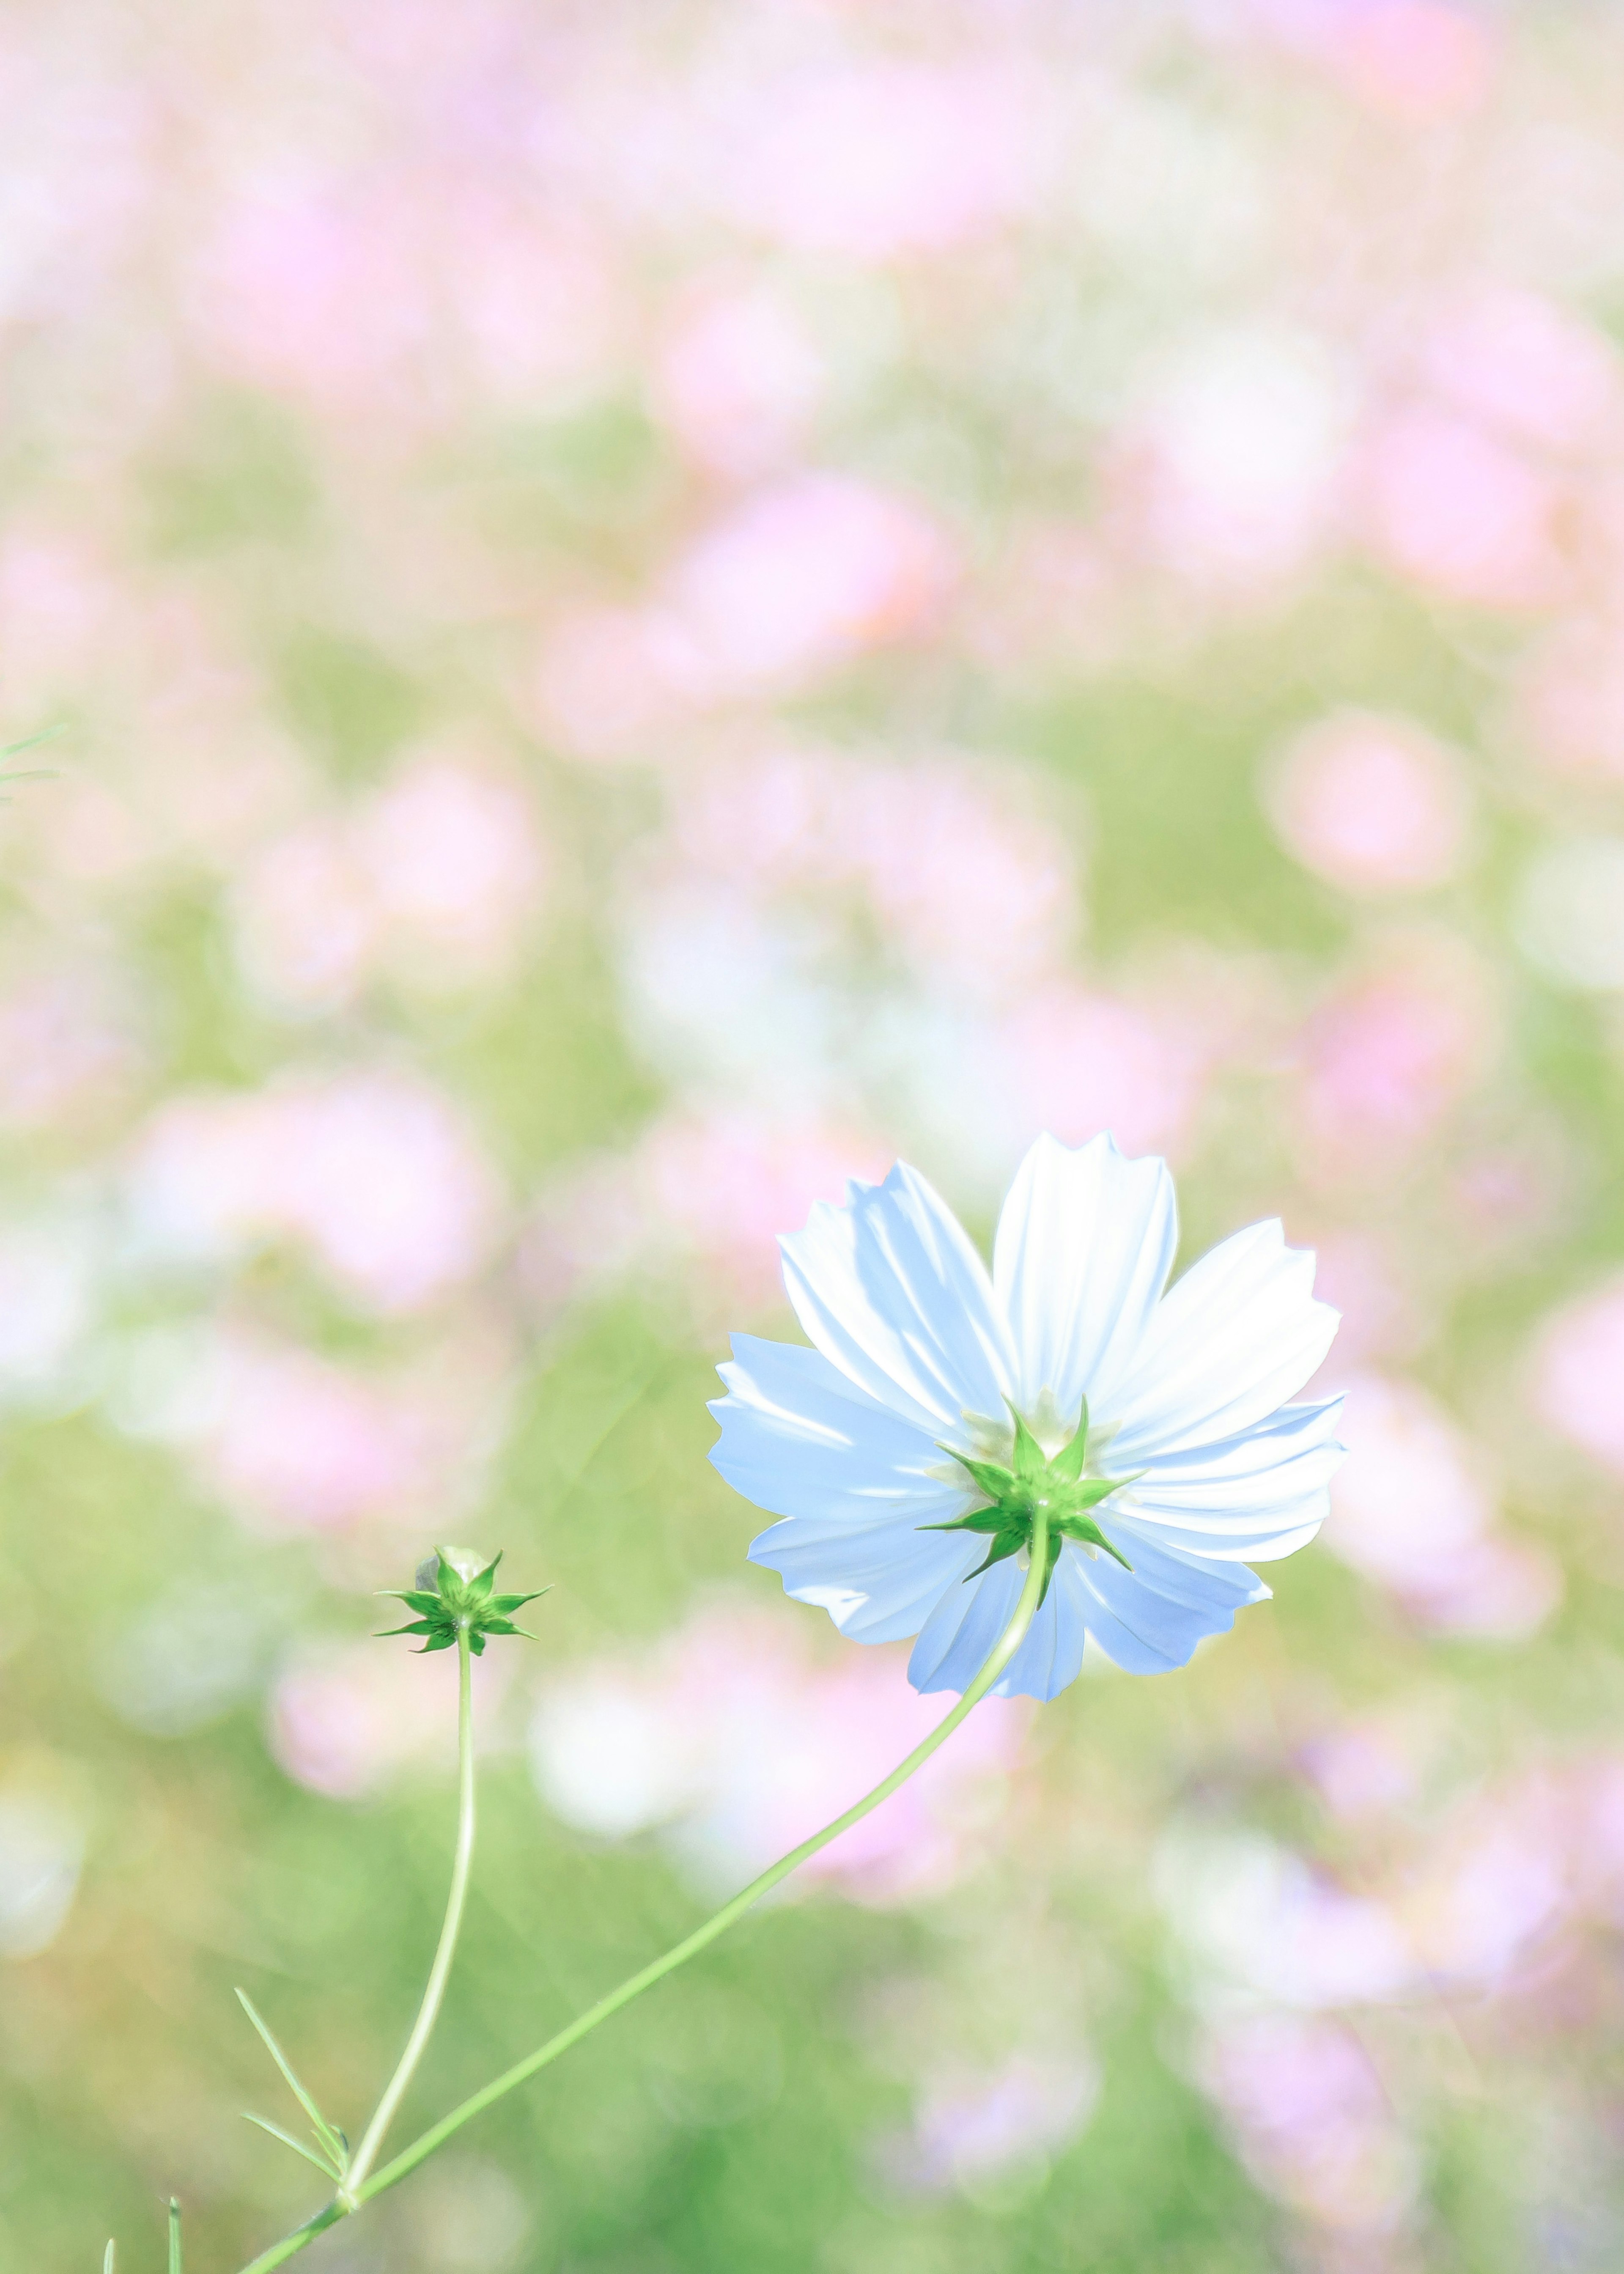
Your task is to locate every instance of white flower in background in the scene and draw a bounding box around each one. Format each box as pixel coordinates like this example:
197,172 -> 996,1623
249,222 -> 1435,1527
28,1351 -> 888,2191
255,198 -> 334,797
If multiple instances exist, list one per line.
710,1133 -> 1342,1700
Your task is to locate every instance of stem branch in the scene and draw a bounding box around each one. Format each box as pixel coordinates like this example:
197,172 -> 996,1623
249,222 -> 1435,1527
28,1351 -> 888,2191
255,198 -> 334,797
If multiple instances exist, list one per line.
232,1518 -> 1048,2271
341,1623 -> 477,2203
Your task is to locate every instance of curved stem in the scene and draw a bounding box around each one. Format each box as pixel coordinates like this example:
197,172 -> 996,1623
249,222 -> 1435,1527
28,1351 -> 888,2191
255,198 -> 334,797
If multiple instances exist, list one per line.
341,1623 -> 477,2204
231,1517 -> 1049,2271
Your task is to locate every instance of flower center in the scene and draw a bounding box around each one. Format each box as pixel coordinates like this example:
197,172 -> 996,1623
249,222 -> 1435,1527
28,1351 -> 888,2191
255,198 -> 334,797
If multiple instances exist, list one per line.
922,1400 -> 1139,1600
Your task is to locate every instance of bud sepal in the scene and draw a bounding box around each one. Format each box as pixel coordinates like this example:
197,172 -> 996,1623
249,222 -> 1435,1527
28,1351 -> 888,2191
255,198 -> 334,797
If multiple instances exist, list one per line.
377,1546 -> 549,1655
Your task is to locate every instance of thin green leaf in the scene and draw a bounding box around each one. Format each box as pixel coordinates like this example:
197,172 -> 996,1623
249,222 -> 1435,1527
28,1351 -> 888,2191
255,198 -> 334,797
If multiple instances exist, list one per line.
233,1990 -> 347,2168
104,2244 -> 115,2274
242,2113 -> 343,2178
168,2200 -> 182,2274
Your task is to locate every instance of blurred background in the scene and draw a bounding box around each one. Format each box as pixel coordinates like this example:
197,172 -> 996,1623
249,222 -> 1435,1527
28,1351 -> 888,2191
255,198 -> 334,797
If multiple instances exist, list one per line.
4,0 -> 1624,2267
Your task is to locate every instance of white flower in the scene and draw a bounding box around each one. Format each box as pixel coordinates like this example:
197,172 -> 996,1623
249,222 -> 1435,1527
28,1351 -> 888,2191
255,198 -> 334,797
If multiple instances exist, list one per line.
709,1132 -> 1343,1702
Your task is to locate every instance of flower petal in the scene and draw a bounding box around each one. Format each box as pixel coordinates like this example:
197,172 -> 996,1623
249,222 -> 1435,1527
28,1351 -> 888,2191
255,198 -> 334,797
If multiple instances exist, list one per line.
1067,1530 -> 1269,1674
993,1132 -> 1178,1418
779,1162 -> 1017,1433
1098,1221 -> 1338,1461
906,1554 -> 1087,1703
710,1334 -> 968,1527
752,1514 -> 978,1644
1123,1398 -> 1345,1561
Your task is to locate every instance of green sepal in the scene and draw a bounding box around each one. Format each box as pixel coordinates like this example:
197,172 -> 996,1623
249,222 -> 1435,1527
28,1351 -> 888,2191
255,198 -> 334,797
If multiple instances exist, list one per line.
469,1631 -> 486,1655
1049,1401 -> 1090,1482
1054,1512 -> 1133,1570
920,1506 -> 1007,1536
417,1630 -> 457,1653
963,1529 -> 1025,1583
376,1589 -> 444,1616
468,1555 -> 501,1602
375,1618 -> 441,1640
1007,1402 -> 1047,1482
1036,1528 -> 1066,1607
490,1589 -> 549,1614
938,1445 -> 1016,1501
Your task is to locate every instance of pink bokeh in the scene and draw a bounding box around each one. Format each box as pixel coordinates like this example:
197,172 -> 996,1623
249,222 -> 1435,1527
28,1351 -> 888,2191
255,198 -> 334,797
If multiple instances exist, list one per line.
129,1071 -> 502,1314
531,1601 -> 1027,1908
1358,405 -> 1571,612
1534,1274 -> 1624,1477
535,478 -> 956,750
233,754 -> 549,1008
270,1634 -> 510,1801
879,2053 -> 1099,2196
652,283 -> 826,481
1197,2015 -> 1418,2232
726,63 -> 1047,261
1265,711 -> 1473,895
1324,1373 -> 1561,1638
995,983 -> 1211,1160
1294,948 -> 1492,1180
523,1111 -> 890,1319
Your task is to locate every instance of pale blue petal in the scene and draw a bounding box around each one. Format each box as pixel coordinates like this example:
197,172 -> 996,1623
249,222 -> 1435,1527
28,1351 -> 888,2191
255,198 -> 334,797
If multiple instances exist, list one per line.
1071,1528 -> 1269,1673
779,1162 -> 1018,1434
993,1132 -> 1178,1418
751,1516 -> 977,1643
709,1334 -> 967,1527
1122,1397 -> 1345,1560
908,1556 -> 1026,1696
1098,1221 -> 1338,1461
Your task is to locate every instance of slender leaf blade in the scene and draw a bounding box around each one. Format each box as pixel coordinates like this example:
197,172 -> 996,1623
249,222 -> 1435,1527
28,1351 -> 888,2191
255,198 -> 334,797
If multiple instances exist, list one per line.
234,1990 -> 347,2168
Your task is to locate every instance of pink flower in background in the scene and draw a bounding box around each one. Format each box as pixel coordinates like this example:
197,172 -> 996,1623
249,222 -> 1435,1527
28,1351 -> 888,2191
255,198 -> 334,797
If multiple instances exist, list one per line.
531,1602 -> 1027,1907
234,756 -> 546,1009
652,284 -> 826,480
1264,711 -> 1473,895
1401,1782 -> 1569,1986
1324,1373 -> 1560,1638
189,1332 -> 439,1533
1513,618 -> 1624,783
195,178 -> 431,417
0,966 -> 143,1132
232,822 -> 376,1007
129,1071 -> 502,1313
1302,1231 -> 1429,1372
997,983 -> 1209,1159
532,606 -> 694,762
452,217 -> 624,409
729,63 -> 1045,260
271,1636 -> 509,1800
0,528 -> 118,707
658,744 -> 1075,1002
1534,1275 -> 1624,1477
1197,2015 -> 1418,2232
1358,405 -> 1570,612
1420,287 -> 1619,457
662,475 -> 956,696
1295,949 -> 1491,1176
522,1112 -> 889,1318
1291,2 -> 1499,122
639,1115 -> 891,1311
878,2053 -> 1099,2197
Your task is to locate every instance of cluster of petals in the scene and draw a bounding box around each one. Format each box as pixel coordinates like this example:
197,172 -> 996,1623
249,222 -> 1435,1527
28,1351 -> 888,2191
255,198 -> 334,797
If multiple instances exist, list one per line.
711,1133 -> 1343,1701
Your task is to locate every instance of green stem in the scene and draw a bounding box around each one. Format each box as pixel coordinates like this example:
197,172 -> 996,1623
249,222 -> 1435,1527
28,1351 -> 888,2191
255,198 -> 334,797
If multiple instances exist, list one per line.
231,1516 -> 1050,2271
340,1623 -> 478,2204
